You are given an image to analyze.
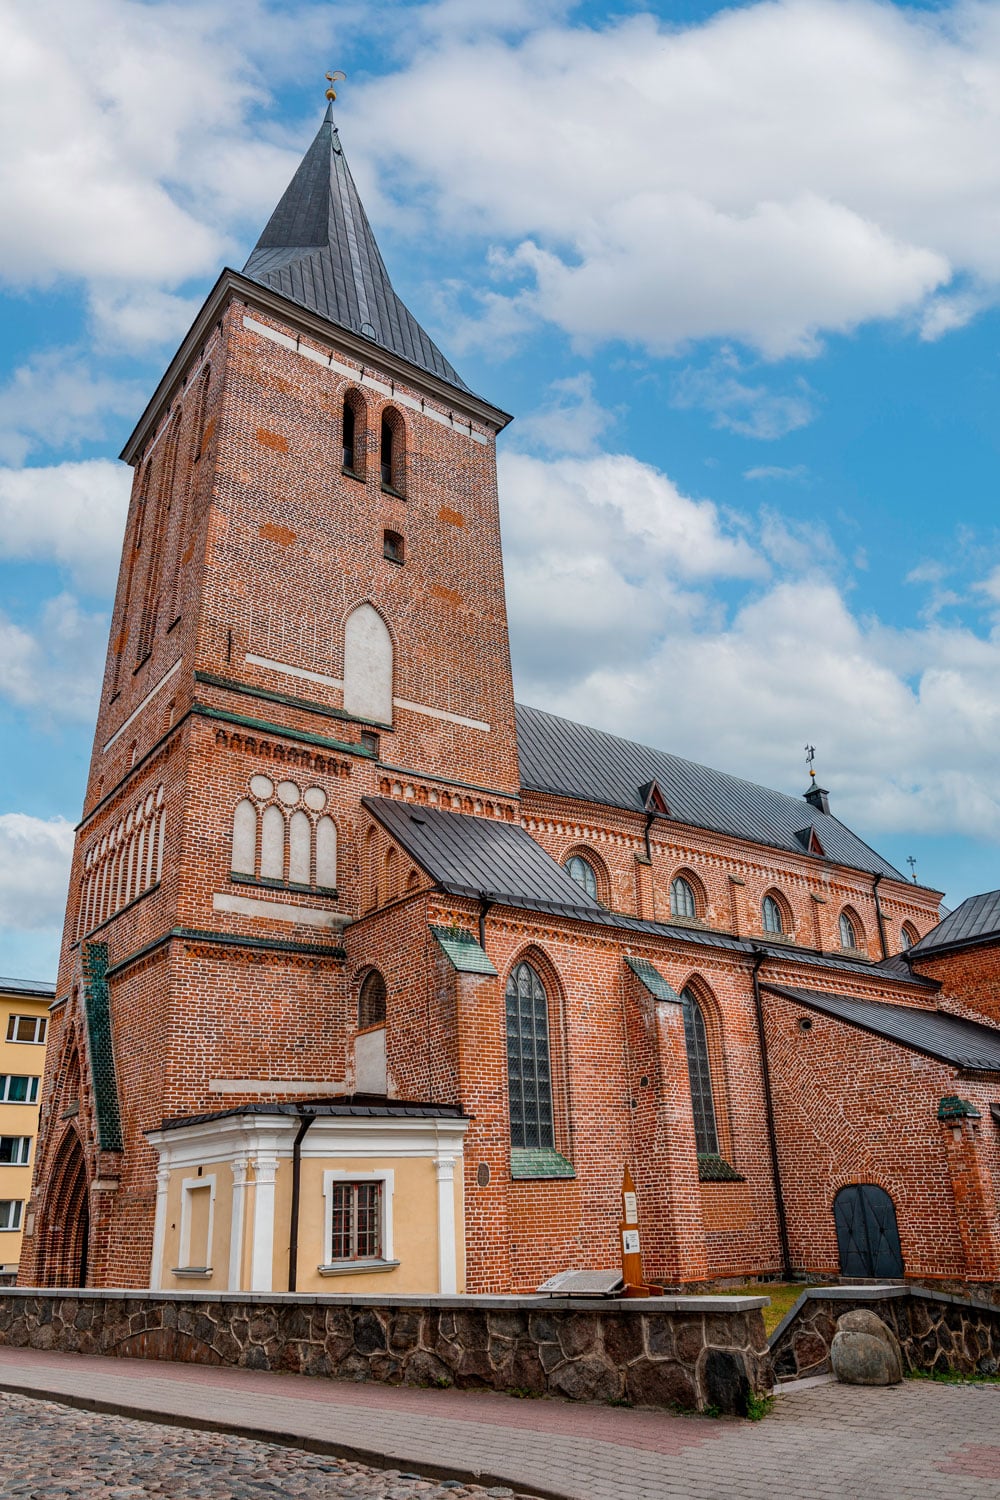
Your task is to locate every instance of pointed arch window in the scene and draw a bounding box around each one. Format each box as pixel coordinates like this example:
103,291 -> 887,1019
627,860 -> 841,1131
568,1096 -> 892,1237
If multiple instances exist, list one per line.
680,986 -> 719,1157
762,894 -> 784,935
901,922 -> 918,951
358,969 -> 387,1029
839,909 -> 861,950
380,407 -> 406,495
670,876 -> 697,919
565,854 -> 597,900
505,961 -> 554,1149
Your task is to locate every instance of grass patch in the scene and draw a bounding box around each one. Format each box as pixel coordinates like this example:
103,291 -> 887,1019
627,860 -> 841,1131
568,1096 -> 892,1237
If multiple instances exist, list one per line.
908,1366 -> 1000,1387
746,1391 -> 776,1421
713,1282 -> 816,1337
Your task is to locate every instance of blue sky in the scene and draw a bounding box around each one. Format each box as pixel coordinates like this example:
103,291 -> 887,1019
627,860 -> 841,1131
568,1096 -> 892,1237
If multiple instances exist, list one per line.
3,0 -> 1000,980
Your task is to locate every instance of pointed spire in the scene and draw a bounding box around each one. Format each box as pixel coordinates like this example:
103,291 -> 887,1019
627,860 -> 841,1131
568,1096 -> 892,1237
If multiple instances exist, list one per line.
243,110 -> 471,393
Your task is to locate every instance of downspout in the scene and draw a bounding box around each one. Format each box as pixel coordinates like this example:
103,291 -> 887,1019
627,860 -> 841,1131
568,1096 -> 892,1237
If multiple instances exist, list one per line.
288,1109 -> 317,1292
750,948 -> 793,1279
478,894 -> 493,950
872,872 -> 889,960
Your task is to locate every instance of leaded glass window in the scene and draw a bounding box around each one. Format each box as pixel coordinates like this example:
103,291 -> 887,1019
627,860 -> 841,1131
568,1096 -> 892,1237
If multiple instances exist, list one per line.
762,895 -> 784,934
565,854 -> 598,899
505,961 -> 554,1149
671,876 -> 696,919
839,911 -> 858,949
681,987 -> 719,1157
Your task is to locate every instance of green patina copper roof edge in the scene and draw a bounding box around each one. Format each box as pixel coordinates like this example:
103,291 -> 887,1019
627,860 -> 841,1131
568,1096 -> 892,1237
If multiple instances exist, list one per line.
430,925 -> 497,976
510,1147 -> 576,1180
82,941 -> 124,1153
938,1095 -> 981,1120
193,703 -> 370,758
626,955 -> 683,1004
697,1153 -> 745,1182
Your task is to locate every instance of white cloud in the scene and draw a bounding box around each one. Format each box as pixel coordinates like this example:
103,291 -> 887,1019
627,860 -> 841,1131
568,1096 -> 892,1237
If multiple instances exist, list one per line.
350,0 -> 1000,356
501,450 -> 1000,842
0,350 -> 144,464
672,351 -> 817,438
0,813 -> 75,932
0,459 -> 131,593
0,594 -> 108,722
744,465 -> 809,483
514,374 -> 616,455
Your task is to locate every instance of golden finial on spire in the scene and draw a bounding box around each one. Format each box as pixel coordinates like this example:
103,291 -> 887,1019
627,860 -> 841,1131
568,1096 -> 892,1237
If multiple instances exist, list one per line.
325,70 -> 347,101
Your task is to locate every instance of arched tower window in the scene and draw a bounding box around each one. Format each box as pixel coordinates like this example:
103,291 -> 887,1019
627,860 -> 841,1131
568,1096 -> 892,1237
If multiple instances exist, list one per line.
565,854 -> 597,900
505,961 -> 554,1150
762,893 -> 785,935
680,986 -> 719,1157
839,908 -> 862,950
358,969 -> 387,1029
901,922 -> 918,951
344,604 -> 393,724
342,389 -> 367,479
380,407 -> 406,495
670,876 -> 697,919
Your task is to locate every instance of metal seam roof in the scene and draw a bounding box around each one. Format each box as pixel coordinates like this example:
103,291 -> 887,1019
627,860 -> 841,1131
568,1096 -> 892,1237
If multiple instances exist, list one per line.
0,976 -> 56,996
764,984 -> 1000,1071
909,888 -> 1000,957
515,703 -> 905,881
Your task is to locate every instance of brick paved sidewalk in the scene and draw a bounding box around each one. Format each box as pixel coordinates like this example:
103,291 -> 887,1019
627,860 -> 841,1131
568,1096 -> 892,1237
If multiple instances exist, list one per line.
0,1346 -> 998,1499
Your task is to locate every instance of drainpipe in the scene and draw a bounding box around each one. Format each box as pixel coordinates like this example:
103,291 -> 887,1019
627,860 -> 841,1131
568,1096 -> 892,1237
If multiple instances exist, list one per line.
477,894 -> 493,950
872,873 -> 889,960
643,811 -> 655,863
750,948 -> 793,1279
288,1109 -> 317,1292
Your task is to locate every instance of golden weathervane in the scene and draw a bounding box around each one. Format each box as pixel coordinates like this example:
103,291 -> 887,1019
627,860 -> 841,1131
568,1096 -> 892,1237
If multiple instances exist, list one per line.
325,71 -> 347,101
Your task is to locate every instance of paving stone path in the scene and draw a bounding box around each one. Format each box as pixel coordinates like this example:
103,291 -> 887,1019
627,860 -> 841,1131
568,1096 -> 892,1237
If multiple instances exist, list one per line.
0,1392 -> 524,1500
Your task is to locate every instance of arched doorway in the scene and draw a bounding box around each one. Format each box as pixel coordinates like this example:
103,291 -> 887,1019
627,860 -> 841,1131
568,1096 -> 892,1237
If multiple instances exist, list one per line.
39,1130 -> 90,1287
833,1184 -> 903,1278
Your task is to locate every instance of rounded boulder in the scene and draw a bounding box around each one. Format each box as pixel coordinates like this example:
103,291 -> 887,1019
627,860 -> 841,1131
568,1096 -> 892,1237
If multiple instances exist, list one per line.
830,1329 -> 903,1386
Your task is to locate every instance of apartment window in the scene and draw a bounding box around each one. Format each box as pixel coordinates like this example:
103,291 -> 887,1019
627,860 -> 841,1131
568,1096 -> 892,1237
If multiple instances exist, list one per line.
328,1180 -> 382,1262
0,1138 -> 31,1166
0,1200 -> 23,1232
6,1015 -> 47,1045
0,1076 -> 39,1104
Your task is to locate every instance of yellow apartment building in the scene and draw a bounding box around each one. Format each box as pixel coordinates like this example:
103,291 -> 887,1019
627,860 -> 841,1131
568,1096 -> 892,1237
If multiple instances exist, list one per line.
1,977 -> 54,1285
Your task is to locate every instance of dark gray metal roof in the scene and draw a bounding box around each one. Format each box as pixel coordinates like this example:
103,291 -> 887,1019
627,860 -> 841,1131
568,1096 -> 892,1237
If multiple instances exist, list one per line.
764,984 -> 1000,1072
243,106 -> 471,395
160,1095 -> 469,1131
0,976 -> 56,997
515,703 -> 904,881
364,799 -> 931,987
909,889 -> 1000,958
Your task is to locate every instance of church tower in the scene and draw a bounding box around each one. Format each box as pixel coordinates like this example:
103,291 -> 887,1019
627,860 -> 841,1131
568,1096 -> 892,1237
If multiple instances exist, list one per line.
23,102 -> 517,1289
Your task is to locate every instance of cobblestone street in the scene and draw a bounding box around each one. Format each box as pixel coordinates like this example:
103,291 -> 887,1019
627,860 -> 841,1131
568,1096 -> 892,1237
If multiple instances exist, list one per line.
0,1392 -> 522,1500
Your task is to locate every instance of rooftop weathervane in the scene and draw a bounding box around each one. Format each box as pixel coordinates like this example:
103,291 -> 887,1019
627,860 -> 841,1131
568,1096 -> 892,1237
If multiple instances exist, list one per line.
325,70 -> 347,101
805,744 -> 817,783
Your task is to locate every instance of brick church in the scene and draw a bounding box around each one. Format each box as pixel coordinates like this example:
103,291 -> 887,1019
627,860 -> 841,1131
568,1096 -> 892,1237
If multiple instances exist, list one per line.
21,102 -> 1000,1297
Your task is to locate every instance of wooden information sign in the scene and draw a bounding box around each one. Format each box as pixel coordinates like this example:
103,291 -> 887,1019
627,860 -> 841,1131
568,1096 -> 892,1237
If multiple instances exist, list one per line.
619,1164 -> 650,1296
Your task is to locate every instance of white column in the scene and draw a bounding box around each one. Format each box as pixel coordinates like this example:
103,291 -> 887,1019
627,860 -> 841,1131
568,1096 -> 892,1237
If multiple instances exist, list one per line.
435,1155 -> 458,1294
249,1154 -> 278,1292
229,1157 -> 249,1292
149,1166 -> 171,1290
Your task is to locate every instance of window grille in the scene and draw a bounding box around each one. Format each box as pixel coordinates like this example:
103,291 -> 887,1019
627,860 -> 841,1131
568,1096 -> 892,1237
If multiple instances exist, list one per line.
565,854 -> 597,899
680,987 -> 719,1157
329,1180 -> 382,1261
358,970 -> 387,1029
0,1076 -> 39,1104
762,895 -> 784,934
505,962 -> 554,1150
6,1016 -> 46,1045
670,877 -> 696,919
0,1138 -> 31,1165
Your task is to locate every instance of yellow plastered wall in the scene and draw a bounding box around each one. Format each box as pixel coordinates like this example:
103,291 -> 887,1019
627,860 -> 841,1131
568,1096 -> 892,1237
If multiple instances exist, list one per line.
0,989 -> 50,1278
160,1160 -> 235,1293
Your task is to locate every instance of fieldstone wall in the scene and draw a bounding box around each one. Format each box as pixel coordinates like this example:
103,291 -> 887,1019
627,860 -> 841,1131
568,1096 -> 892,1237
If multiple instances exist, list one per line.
770,1285 -> 1000,1382
0,1289 -> 771,1415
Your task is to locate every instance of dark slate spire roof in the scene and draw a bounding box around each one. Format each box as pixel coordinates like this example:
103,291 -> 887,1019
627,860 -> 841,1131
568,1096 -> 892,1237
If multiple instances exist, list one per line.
243,105 -> 471,394
909,888 -> 1000,958
515,703 -> 905,881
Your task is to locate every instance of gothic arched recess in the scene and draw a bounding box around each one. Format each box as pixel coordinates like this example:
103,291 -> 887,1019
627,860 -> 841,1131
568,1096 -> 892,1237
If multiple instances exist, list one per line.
38,1129 -> 90,1287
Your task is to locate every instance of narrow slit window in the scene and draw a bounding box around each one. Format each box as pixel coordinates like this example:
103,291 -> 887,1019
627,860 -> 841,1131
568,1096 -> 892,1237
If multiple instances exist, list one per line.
681,987 -> 719,1157
380,414 -> 393,488
383,530 -> 404,564
343,400 -> 356,472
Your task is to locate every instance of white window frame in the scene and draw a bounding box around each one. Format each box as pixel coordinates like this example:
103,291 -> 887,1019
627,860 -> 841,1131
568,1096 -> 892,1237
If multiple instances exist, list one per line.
322,1168 -> 394,1269
177,1174 -> 216,1272
0,1200 -> 24,1232
0,1076 -> 39,1104
0,1137 -> 31,1166
6,1015 -> 47,1045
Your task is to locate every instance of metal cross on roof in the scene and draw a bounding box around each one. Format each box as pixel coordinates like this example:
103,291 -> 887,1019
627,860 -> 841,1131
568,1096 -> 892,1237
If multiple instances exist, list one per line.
805,743 -> 817,781
907,855 -> 918,884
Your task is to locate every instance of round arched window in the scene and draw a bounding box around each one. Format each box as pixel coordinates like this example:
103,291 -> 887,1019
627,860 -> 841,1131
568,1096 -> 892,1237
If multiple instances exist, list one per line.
358,969 -> 387,1029
762,895 -> 784,935
565,854 -> 598,900
670,876 -> 697,919
839,912 -> 859,950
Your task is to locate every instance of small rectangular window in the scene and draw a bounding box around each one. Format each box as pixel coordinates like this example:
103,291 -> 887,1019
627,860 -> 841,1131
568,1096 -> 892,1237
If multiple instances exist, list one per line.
0,1138 -> 31,1165
383,530 -> 404,565
0,1200 -> 24,1231
6,1016 -> 47,1045
329,1181 -> 382,1262
0,1076 -> 40,1104
360,730 -> 380,757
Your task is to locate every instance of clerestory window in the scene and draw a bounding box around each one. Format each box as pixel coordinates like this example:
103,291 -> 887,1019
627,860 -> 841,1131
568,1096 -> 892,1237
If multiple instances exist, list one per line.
565,854 -> 598,900
670,877 -> 697,920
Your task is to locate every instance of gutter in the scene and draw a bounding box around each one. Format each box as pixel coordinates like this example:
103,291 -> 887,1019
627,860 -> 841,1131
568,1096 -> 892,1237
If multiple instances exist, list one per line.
872,873 -> 889,960
750,948 -> 793,1279
288,1109 -> 318,1292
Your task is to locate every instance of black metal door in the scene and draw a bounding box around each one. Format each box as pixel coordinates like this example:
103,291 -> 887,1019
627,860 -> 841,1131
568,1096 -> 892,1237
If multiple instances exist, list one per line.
833,1184 -> 903,1278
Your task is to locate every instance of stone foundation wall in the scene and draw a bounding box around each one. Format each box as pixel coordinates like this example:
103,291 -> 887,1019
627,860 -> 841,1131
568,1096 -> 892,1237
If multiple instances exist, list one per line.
0,1289 -> 771,1415
770,1285 -> 1000,1382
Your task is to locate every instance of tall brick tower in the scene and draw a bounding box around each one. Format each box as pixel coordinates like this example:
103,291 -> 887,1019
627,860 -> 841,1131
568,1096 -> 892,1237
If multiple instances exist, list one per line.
23,102 -> 516,1288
